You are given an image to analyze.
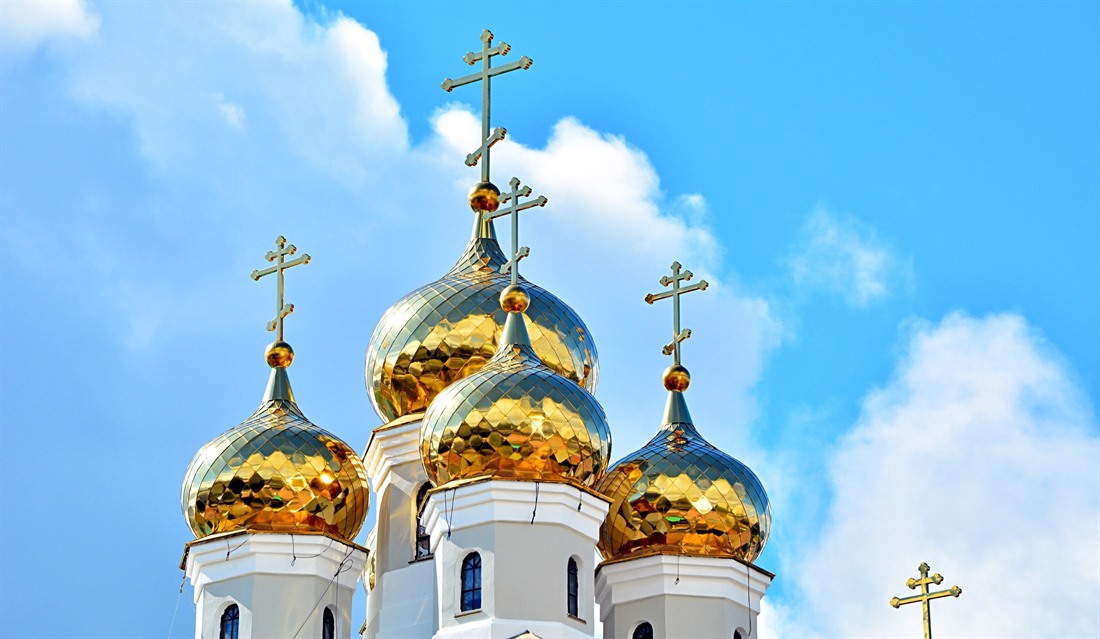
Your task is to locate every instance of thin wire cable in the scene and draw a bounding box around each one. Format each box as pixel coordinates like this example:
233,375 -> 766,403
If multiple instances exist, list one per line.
166,573 -> 187,639
225,537 -> 248,560
531,483 -> 538,523
291,534 -> 335,565
445,488 -> 454,539
291,544 -> 356,639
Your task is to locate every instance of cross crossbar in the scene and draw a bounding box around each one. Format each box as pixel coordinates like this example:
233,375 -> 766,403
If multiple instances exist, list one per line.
250,235 -> 310,342
441,29 -> 532,182
889,562 -> 962,639
645,261 -> 709,365
490,177 -> 547,284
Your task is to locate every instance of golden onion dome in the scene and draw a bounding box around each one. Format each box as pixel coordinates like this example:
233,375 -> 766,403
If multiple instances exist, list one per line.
597,367 -> 770,562
365,208 -> 598,423
181,342 -> 370,541
420,285 -> 611,488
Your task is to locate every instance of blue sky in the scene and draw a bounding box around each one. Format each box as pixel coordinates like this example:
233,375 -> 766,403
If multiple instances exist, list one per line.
1,2 -> 1097,637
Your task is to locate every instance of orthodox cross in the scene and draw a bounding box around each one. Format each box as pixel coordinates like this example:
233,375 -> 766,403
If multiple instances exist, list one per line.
890,562 -> 962,639
250,235 -> 310,341
645,261 -> 709,364
442,29 -> 533,183
485,177 -> 547,283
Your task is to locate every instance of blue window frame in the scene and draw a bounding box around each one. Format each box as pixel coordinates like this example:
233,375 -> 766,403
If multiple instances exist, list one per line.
219,604 -> 239,639
460,552 -> 482,612
632,621 -> 654,639
567,557 -> 579,617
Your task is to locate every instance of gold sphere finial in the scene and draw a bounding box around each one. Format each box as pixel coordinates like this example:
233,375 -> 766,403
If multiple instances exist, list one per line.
663,364 -> 690,391
266,341 -> 294,368
500,284 -> 530,313
469,181 -> 500,213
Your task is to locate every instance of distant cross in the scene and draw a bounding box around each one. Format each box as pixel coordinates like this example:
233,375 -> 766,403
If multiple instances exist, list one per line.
890,562 -> 962,639
250,235 -> 310,341
442,29 -> 533,183
485,177 -> 547,283
645,261 -> 709,364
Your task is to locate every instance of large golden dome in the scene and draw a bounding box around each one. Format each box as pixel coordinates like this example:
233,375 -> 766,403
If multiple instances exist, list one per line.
182,348 -> 370,541
597,381 -> 770,562
420,286 -> 611,488
365,217 -> 598,423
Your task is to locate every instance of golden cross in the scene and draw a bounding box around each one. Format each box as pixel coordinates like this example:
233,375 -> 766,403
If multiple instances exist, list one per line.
485,177 -> 547,284
890,562 -> 962,639
250,235 -> 310,341
442,29 -> 532,183
645,261 -> 709,365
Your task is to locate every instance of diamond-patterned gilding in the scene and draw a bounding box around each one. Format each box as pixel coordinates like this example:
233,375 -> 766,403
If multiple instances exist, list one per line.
420,331 -> 611,487
365,224 -> 598,422
596,400 -> 770,562
181,399 -> 370,541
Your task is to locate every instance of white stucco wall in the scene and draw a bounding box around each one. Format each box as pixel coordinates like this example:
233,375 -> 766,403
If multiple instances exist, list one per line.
362,416 -> 438,639
595,554 -> 772,639
185,532 -> 366,639
423,479 -> 610,639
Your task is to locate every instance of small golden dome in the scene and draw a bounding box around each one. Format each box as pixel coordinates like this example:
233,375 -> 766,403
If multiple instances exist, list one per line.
181,362 -> 369,541
663,364 -> 690,391
500,284 -> 529,313
265,341 -> 294,368
365,220 -> 598,422
597,392 -> 770,562
468,181 -> 500,213
420,306 -> 611,488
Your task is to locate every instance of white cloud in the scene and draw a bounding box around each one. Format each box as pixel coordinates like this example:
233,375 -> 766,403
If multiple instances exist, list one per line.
789,207 -> 907,307
214,93 -> 246,129
0,0 -> 99,54
769,312 -> 1100,638
2,2 -> 782,440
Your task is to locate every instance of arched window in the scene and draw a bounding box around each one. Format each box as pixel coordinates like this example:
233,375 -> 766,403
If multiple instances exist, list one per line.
734,631 -> 745,639
566,557 -> 579,617
632,621 -> 654,639
322,607 -> 335,639
460,552 -> 482,612
219,604 -> 239,639
415,483 -> 432,559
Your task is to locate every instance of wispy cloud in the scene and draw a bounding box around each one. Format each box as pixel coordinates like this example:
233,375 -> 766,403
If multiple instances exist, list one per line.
768,312 -> 1100,637
0,0 -> 99,55
789,207 -> 908,307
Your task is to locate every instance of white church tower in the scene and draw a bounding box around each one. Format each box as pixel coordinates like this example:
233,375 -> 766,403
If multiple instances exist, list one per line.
180,237 -> 371,639
594,262 -> 773,639
359,29 -> 605,639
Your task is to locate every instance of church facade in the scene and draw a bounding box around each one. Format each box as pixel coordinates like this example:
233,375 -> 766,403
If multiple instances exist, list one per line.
178,30 -> 772,639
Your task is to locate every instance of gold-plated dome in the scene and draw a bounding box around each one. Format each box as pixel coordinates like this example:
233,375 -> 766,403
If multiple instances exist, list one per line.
597,390 -> 770,562
181,354 -> 370,541
365,217 -> 598,422
420,297 -> 611,488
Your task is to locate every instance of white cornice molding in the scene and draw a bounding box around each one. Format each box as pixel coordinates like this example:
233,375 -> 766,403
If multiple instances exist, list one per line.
422,480 -> 610,545
363,416 -> 423,492
185,533 -> 367,594
594,554 -> 772,616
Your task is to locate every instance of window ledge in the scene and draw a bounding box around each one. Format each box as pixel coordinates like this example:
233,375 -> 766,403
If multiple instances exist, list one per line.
568,614 -> 587,624
409,554 -> 433,564
455,609 -> 482,619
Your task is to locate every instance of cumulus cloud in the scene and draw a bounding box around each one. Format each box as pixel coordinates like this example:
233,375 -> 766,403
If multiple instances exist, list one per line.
1,2 -> 781,440
0,0 -> 99,54
766,312 -> 1100,638
416,104 -> 781,448
789,207 -> 908,307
